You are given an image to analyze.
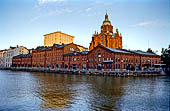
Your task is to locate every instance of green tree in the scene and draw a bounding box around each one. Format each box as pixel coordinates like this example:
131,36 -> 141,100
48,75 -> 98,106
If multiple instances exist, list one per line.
161,45 -> 170,68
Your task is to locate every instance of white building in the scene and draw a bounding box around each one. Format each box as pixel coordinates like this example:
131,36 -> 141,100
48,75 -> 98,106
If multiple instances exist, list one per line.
4,46 -> 29,67
0,50 -> 7,68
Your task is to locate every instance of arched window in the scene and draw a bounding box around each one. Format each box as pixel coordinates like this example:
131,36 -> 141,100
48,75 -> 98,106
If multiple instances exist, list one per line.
101,36 -> 103,40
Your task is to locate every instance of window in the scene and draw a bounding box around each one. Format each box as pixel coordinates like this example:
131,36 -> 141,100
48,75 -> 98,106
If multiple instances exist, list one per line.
101,41 -> 103,45
112,34 -> 115,37
98,53 -> 101,57
101,36 -> 103,40
118,58 -> 120,62
70,48 -> 74,51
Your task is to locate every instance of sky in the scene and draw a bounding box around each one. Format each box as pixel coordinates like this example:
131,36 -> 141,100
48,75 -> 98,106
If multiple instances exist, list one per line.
0,0 -> 170,54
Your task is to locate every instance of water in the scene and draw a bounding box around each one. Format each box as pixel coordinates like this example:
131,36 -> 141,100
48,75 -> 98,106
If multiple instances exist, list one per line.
0,70 -> 169,111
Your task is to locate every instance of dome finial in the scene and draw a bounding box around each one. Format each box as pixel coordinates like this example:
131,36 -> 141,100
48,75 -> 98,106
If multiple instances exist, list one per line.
103,10 -> 111,25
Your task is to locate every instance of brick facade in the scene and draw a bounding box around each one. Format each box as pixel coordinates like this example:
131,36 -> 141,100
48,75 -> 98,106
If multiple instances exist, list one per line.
12,53 -> 32,67
12,44 -> 161,70
31,43 -> 87,68
88,45 -> 161,70
64,52 -> 88,69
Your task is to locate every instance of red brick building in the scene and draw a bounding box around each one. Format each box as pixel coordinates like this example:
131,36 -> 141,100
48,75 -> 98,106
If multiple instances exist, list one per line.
32,43 -> 88,68
12,53 -> 32,67
64,51 -> 88,69
12,43 -> 161,71
88,45 -> 161,70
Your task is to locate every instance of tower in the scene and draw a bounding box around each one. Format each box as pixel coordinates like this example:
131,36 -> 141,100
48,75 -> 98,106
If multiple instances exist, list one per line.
89,12 -> 122,51
101,12 -> 113,34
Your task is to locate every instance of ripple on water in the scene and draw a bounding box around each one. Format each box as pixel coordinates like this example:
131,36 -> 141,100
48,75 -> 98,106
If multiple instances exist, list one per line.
0,71 -> 169,111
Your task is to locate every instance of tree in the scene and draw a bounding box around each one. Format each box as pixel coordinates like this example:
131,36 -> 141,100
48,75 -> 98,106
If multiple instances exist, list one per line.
161,45 -> 170,68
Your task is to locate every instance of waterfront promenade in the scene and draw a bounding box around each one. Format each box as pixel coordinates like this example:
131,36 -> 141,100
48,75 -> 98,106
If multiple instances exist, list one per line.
0,67 -> 166,76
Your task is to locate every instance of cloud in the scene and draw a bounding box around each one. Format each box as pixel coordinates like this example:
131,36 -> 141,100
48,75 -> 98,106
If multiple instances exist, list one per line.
30,15 -> 41,22
30,8 -> 72,22
86,8 -> 92,12
38,0 -> 67,5
87,12 -> 97,17
135,21 -> 153,27
31,0 -> 72,22
131,20 -> 170,28
48,8 -> 72,15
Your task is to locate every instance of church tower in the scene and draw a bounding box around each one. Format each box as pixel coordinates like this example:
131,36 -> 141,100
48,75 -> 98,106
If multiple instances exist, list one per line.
101,12 -> 113,34
89,12 -> 122,51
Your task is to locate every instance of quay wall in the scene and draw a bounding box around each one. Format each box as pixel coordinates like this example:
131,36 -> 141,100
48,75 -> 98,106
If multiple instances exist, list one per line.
0,67 -> 166,77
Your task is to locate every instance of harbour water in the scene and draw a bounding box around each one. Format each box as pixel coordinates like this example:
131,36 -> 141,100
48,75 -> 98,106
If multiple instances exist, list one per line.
0,70 -> 169,111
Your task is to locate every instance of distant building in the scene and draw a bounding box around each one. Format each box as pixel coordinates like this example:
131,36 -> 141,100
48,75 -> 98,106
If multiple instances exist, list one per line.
44,31 -> 74,47
89,12 -> 122,51
0,49 -> 7,67
4,46 -> 29,67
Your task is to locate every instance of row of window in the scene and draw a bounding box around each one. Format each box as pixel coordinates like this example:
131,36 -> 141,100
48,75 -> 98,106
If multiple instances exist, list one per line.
64,57 -> 87,61
88,57 -> 159,64
88,64 -> 130,69
33,52 -> 62,57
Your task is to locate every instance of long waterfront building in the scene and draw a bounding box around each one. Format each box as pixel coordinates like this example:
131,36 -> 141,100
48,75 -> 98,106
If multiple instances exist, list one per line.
12,44 -> 161,70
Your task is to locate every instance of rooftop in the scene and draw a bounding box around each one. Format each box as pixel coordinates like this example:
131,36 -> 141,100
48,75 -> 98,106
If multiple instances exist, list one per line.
64,51 -> 88,56
43,31 -> 74,38
13,53 -> 32,58
121,49 -> 159,56
104,47 -> 131,54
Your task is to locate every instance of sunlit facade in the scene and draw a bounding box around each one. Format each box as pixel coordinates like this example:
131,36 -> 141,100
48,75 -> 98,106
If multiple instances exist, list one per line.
44,31 -> 74,47
89,12 -> 122,51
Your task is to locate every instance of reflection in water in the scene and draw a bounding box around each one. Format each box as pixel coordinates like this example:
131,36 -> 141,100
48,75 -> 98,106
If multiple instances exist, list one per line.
29,73 -> 126,111
31,73 -> 74,110
0,70 -> 169,111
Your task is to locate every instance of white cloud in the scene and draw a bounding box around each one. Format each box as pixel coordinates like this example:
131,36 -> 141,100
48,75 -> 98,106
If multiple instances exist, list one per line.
87,12 -> 97,17
86,8 -> 92,12
30,15 -> 41,22
38,0 -> 67,5
47,8 -> 72,15
30,8 -> 72,22
135,21 -> 153,27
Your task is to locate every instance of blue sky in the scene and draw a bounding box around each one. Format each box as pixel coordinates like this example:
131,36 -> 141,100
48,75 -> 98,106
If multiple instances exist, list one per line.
0,0 -> 170,54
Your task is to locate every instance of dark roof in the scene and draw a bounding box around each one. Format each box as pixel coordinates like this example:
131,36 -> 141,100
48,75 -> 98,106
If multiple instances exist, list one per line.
53,44 -> 67,48
13,53 -> 32,58
36,46 -> 52,50
10,46 -> 16,49
104,47 -> 131,54
121,49 -> 159,56
91,45 -> 159,56
64,51 -> 88,56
